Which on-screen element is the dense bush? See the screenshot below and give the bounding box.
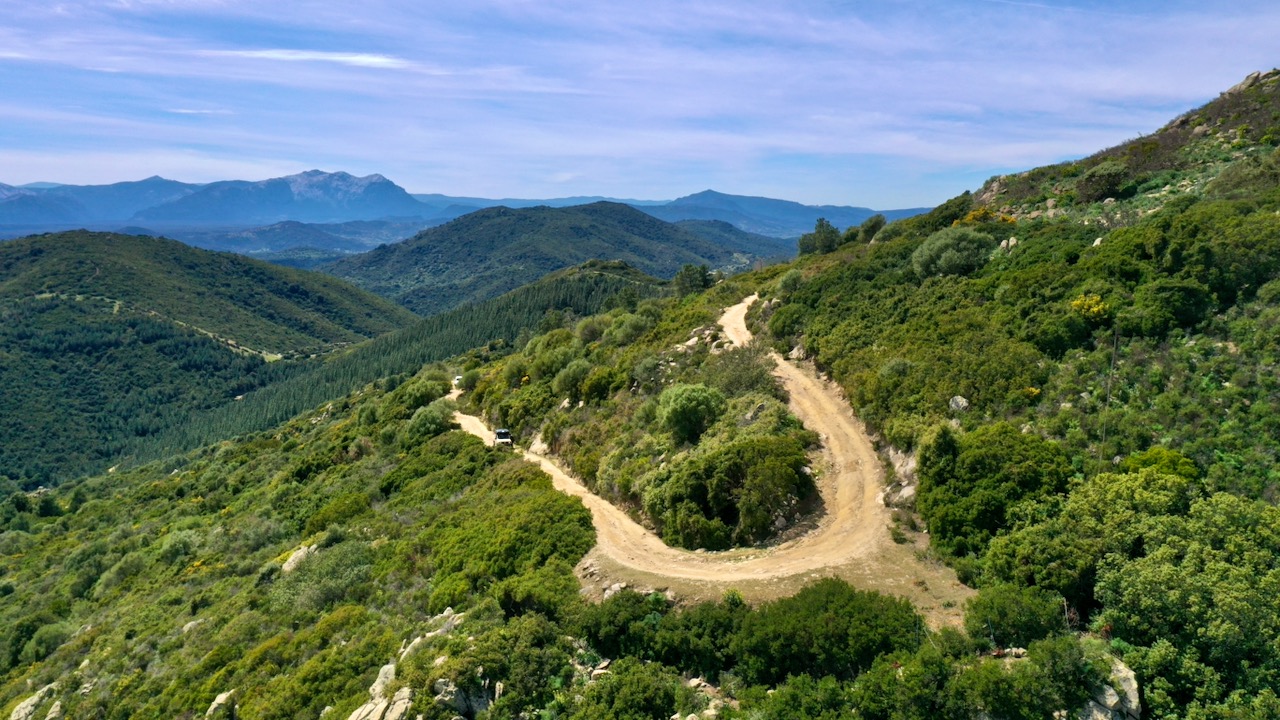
[917,423,1072,558]
[910,226,996,278]
[657,383,727,444]
[399,397,457,449]
[649,433,813,549]
[567,657,686,720]
[731,578,924,686]
[1075,159,1133,202]
[964,584,1067,650]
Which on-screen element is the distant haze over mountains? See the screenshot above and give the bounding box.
[642,190,926,237]
[0,170,928,242]
[0,176,199,225]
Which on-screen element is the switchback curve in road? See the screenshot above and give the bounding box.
[454,295,970,625]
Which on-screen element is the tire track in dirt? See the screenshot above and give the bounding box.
[455,295,971,625]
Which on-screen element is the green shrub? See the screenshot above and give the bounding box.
[700,343,782,399]
[911,227,996,278]
[552,358,593,401]
[568,656,683,720]
[964,584,1067,649]
[739,674,853,720]
[399,398,457,449]
[917,423,1071,558]
[657,384,726,444]
[732,578,923,686]
[767,303,809,342]
[1118,278,1214,337]
[460,369,481,391]
[580,589,668,659]
[269,541,374,614]
[652,592,748,681]
[1076,159,1132,202]
[304,493,371,536]
[19,621,71,664]
[159,529,201,564]
[581,366,623,403]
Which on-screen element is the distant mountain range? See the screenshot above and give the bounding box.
[132,170,426,225]
[0,176,199,225]
[0,170,927,245]
[641,190,927,237]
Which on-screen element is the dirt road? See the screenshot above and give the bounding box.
[455,295,970,625]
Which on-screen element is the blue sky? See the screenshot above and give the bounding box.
[1,1,1277,207]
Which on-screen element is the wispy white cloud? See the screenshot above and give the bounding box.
[165,107,233,115]
[201,48,415,69]
[0,148,305,186]
[970,0,1137,16]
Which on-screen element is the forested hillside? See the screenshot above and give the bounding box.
[326,202,784,315]
[0,231,418,353]
[0,288,1118,720]
[747,77,1280,716]
[0,231,417,485]
[128,261,666,464]
[0,247,663,487]
[4,72,1280,719]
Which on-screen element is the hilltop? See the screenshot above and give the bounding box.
[976,68,1280,226]
[0,231,417,352]
[325,201,790,315]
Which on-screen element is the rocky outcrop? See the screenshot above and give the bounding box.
[8,684,57,720]
[400,607,465,660]
[431,675,492,718]
[345,607,467,720]
[1078,657,1140,719]
[672,325,726,355]
[281,544,317,574]
[1222,70,1267,97]
[346,664,412,720]
[204,689,235,718]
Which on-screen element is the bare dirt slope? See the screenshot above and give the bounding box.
[455,295,971,626]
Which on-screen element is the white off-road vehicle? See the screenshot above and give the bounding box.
[493,428,513,448]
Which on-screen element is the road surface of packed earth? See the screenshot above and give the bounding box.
[455,295,971,626]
